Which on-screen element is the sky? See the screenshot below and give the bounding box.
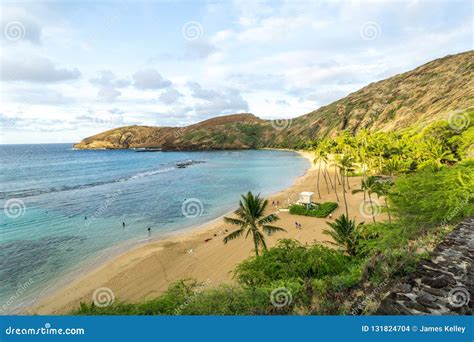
[0,0,472,144]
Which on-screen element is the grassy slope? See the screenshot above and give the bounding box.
[74,51,474,150]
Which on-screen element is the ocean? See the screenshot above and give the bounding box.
[0,144,309,313]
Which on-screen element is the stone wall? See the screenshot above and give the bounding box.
[376,217,473,315]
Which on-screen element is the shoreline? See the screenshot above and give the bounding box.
[32,150,372,314]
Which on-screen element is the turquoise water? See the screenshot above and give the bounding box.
[0,144,309,313]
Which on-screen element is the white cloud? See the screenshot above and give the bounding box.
[133,69,172,90]
[1,7,43,44]
[0,0,471,143]
[2,87,75,105]
[1,55,81,82]
[189,83,249,116]
[90,70,130,102]
[159,88,183,105]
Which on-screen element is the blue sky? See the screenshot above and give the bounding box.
[0,0,472,144]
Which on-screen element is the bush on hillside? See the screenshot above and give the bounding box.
[234,239,349,287]
[289,202,338,218]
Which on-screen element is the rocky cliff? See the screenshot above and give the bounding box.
[376,217,473,315]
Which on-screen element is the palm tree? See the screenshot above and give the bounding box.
[374,180,393,223]
[421,139,454,169]
[223,192,286,256]
[323,214,362,257]
[314,148,325,199]
[334,154,355,217]
[382,156,406,178]
[352,176,380,223]
[318,139,333,194]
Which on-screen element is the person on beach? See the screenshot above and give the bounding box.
[147,227,151,237]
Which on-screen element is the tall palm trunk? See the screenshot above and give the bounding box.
[333,165,340,202]
[316,160,322,199]
[362,160,367,201]
[368,192,376,223]
[325,163,334,190]
[385,198,392,223]
[322,166,330,193]
[336,169,342,185]
[253,235,259,256]
[341,169,349,217]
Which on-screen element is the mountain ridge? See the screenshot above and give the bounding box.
[74,50,474,150]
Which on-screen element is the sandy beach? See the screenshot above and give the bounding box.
[33,151,380,314]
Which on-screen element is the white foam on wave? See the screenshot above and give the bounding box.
[129,167,175,180]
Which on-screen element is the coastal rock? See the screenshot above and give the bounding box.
[376,217,474,315]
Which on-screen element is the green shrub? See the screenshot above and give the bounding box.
[389,160,474,229]
[73,279,202,315]
[234,239,350,287]
[289,202,338,218]
[180,280,305,315]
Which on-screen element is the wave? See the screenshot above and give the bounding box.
[129,167,175,180]
[0,160,204,200]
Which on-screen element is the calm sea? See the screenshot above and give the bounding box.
[0,144,309,313]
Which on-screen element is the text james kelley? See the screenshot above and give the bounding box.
[420,325,465,334]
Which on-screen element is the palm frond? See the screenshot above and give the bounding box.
[223,216,246,226]
[262,225,286,235]
[257,213,279,225]
[223,228,245,244]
